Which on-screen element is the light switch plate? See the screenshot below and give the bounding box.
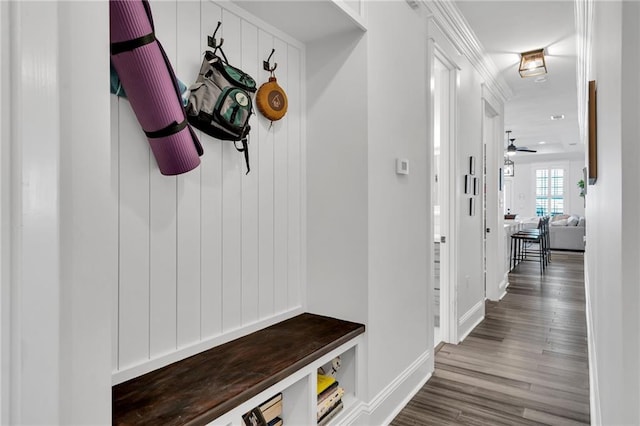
[396,159,409,175]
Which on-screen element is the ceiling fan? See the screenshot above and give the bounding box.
[505,130,536,155]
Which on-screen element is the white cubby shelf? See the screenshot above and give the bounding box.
[113,313,365,426]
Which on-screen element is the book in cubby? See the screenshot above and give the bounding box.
[316,373,344,425]
[243,393,283,426]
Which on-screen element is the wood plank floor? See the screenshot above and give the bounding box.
[391,252,590,426]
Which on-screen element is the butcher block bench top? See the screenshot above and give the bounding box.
[113,313,365,425]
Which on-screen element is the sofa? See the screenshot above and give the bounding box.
[549,214,585,251]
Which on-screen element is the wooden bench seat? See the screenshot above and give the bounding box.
[113,313,365,425]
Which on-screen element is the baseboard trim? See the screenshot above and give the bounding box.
[380,370,432,426]
[341,400,366,425]
[584,258,601,425]
[375,350,431,424]
[459,299,483,325]
[351,349,432,425]
[494,274,508,301]
[458,299,484,342]
[486,275,508,302]
[500,271,510,299]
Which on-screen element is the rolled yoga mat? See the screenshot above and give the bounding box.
[110,0,203,176]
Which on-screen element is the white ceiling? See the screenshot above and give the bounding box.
[455,0,583,163]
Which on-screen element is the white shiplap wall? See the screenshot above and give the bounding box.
[111,0,305,383]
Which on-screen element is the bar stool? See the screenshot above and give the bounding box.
[543,216,551,264]
[521,216,550,266]
[510,217,549,274]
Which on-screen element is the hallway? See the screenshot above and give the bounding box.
[392,252,590,425]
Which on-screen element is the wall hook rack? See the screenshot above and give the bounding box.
[263,48,278,73]
[207,21,224,50]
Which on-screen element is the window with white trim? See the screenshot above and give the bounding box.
[535,168,564,216]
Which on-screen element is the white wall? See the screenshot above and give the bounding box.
[619,4,640,423]
[586,1,640,424]
[58,3,114,421]
[308,4,433,421]
[4,2,112,423]
[8,3,64,422]
[505,158,586,218]
[0,1,10,423]
[365,1,430,416]
[111,1,306,383]
[306,29,368,327]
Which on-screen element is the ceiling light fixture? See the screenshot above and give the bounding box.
[504,157,515,177]
[519,48,547,78]
[539,141,546,145]
[550,114,565,120]
[505,130,537,155]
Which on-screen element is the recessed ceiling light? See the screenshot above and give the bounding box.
[539,141,546,145]
[550,114,565,120]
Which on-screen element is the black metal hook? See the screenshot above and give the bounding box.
[263,48,278,73]
[207,21,224,49]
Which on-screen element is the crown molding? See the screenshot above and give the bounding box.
[421,0,513,103]
[575,0,593,145]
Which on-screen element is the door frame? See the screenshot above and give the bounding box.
[429,39,459,345]
[481,87,505,302]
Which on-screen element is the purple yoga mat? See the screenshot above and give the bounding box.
[110,0,202,176]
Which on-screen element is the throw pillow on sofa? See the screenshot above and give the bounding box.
[567,215,579,226]
[551,219,568,226]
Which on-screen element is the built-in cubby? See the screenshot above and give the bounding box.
[112,314,364,425]
[111,1,369,424]
[214,338,361,425]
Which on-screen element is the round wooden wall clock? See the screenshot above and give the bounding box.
[256,77,288,122]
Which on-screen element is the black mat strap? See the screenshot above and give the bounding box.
[111,32,156,55]
[145,120,188,139]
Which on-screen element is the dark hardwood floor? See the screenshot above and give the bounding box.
[392,251,590,425]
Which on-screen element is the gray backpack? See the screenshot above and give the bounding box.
[187,23,257,173]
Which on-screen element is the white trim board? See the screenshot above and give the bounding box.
[0,2,11,423]
[113,307,303,385]
[349,350,432,425]
[575,0,593,145]
[584,257,601,426]
[498,272,509,300]
[421,0,512,102]
[458,299,484,343]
